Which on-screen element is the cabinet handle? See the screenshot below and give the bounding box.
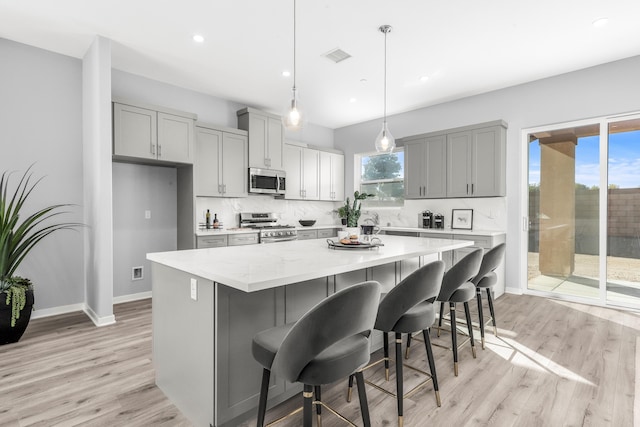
[151,144,155,155]
[223,184,227,194]
[218,184,222,194]
[158,144,162,157]
[466,183,469,194]
[471,183,474,195]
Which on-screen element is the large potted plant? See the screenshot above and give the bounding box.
[0,166,79,345]
[338,191,374,228]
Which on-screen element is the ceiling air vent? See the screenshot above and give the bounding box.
[323,48,352,63]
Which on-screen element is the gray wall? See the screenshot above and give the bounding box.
[335,54,640,294]
[0,38,85,312]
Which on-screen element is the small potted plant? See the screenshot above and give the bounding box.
[0,166,80,345]
[338,191,374,230]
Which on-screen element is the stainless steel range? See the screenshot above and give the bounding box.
[239,212,298,243]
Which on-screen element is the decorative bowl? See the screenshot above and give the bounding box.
[299,220,316,227]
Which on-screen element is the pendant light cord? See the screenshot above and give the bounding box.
[293,0,297,92]
[383,27,387,123]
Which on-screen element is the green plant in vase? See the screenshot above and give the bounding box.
[0,166,80,344]
[339,191,374,227]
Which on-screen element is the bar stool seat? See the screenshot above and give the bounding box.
[472,243,506,349]
[252,281,381,427]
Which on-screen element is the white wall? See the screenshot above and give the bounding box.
[335,54,640,294]
[0,38,85,313]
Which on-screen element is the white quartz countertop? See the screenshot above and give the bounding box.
[147,235,473,293]
[382,226,505,237]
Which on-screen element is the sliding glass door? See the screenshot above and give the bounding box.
[526,114,640,309]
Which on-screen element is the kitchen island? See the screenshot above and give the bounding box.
[147,235,473,427]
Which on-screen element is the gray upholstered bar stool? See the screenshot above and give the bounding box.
[436,248,483,376]
[347,260,445,427]
[252,280,381,427]
[472,243,506,349]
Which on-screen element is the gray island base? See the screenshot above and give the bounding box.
[147,235,472,426]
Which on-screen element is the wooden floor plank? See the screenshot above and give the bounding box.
[0,294,637,426]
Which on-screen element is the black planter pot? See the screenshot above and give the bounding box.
[0,288,34,345]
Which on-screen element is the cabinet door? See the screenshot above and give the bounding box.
[447,130,472,197]
[113,103,157,160]
[157,112,194,164]
[284,144,303,199]
[331,153,344,201]
[297,229,318,240]
[424,135,447,198]
[221,132,248,197]
[196,235,228,248]
[247,113,268,168]
[472,126,505,197]
[195,127,223,197]
[267,117,284,170]
[404,141,425,198]
[302,148,319,200]
[319,151,332,200]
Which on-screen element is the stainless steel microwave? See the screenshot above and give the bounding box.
[248,167,286,196]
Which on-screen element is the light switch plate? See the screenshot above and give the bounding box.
[190,278,197,301]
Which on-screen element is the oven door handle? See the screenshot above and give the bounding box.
[261,236,298,243]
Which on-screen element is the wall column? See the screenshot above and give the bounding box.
[538,135,577,277]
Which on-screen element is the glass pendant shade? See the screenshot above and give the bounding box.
[283,87,304,130]
[375,121,395,153]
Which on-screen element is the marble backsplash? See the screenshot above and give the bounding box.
[195,195,506,231]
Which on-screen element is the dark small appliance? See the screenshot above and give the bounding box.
[420,210,433,228]
[433,213,444,229]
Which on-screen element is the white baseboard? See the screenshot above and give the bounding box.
[113,291,152,304]
[31,303,86,320]
[505,286,523,295]
[83,305,116,327]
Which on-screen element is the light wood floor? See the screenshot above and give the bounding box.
[1,294,639,426]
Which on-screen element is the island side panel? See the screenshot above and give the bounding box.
[152,263,214,427]
[216,284,286,425]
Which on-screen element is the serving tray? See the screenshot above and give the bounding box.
[326,239,383,250]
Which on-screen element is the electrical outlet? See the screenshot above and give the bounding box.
[132,266,143,281]
[190,278,197,301]
[145,210,151,219]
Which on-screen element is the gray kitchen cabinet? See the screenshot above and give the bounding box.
[197,235,228,248]
[297,229,318,240]
[400,120,507,199]
[283,143,319,200]
[195,123,248,198]
[317,228,337,239]
[113,100,195,164]
[237,107,283,170]
[447,124,506,197]
[404,135,447,199]
[319,151,344,201]
[228,233,259,246]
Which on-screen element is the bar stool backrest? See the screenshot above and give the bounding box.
[375,260,445,331]
[472,243,506,285]
[272,281,381,383]
[438,248,483,301]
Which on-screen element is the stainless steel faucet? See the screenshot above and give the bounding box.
[362,211,379,225]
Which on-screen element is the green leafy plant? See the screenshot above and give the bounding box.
[0,166,80,327]
[338,191,374,227]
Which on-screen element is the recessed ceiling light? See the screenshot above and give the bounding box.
[193,34,204,43]
[282,70,291,77]
[360,78,368,84]
[592,17,609,28]
[420,75,429,83]
[349,98,357,103]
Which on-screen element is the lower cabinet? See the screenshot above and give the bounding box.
[317,228,337,239]
[297,229,318,240]
[228,234,259,246]
[196,235,228,248]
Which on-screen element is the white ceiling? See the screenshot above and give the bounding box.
[2,1,640,129]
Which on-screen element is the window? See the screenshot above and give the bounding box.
[356,149,404,207]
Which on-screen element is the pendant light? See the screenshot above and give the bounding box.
[374,25,395,153]
[283,0,304,131]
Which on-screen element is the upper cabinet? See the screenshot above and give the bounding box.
[113,99,196,165]
[237,107,284,171]
[447,125,506,197]
[404,135,447,199]
[284,143,319,200]
[319,151,344,201]
[401,120,507,199]
[195,123,248,198]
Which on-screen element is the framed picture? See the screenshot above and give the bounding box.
[451,209,473,230]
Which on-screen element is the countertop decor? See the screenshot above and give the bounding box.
[337,191,374,227]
